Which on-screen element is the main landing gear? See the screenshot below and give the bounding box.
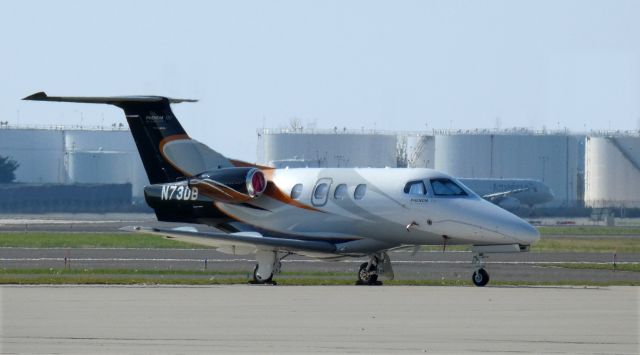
[250,250,286,285]
[471,252,490,287]
[356,252,393,286]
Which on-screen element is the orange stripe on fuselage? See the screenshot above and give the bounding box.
[229,160,319,212]
[263,182,324,213]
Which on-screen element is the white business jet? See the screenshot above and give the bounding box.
[24,92,539,286]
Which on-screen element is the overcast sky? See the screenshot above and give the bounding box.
[1,0,639,161]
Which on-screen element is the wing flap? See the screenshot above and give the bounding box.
[122,226,338,254]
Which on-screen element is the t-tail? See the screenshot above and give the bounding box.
[23,92,233,184]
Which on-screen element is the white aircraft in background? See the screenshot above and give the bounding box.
[25,92,540,286]
[459,178,555,210]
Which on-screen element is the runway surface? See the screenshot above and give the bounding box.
[1,247,639,283]
[1,285,637,354]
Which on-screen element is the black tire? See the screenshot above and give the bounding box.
[357,262,379,285]
[472,268,490,287]
[252,264,273,283]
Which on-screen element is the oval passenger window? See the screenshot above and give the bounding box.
[290,184,303,200]
[354,184,367,200]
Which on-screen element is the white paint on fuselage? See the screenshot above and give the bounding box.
[217,168,540,248]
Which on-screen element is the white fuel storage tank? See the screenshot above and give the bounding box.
[0,128,65,183]
[64,130,148,198]
[67,151,132,185]
[434,131,581,207]
[584,135,640,208]
[259,130,398,168]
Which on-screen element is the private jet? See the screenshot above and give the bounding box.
[24,92,540,286]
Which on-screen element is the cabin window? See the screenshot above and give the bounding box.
[354,184,367,200]
[430,178,467,196]
[334,184,348,200]
[312,178,332,206]
[290,184,303,200]
[404,180,426,195]
[314,183,329,199]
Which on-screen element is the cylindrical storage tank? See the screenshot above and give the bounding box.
[67,151,132,184]
[434,134,493,177]
[0,129,65,183]
[64,130,135,152]
[64,129,149,199]
[434,132,580,207]
[260,132,397,168]
[584,136,640,208]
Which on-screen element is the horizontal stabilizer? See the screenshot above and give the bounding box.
[23,91,197,104]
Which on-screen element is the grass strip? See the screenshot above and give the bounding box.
[421,237,640,253]
[0,232,211,249]
[0,275,638,287]
[538,263,640,273]
[0,268,352,277]
[1,232,640,253]
[538,226,640,236]
[531,238,640,253]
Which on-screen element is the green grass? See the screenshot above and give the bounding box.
[538,226,640,236]
[539,263,640,272]
[0,232,211,249]
[532,238,640,253]
[0,267,638,286]
[0,268,352,277]
[420,237,640,253]
[1,231,640,253]
[0,274,637,286]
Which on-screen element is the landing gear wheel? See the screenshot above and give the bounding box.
[472,268,490,287]
[356,262,380,285]
[250,264,276,285]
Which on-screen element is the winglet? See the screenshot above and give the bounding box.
[23,91,48,101]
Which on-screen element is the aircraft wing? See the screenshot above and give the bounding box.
[482,187,528,201]
[122,226,338,255]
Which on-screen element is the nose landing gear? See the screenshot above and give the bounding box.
[471,252,490,287]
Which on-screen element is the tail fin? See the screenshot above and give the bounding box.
[23,92,232,184]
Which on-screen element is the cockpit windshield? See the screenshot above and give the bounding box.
[430,178,468,197]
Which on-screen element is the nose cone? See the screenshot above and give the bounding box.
[484,202,540,244]
[511,218,540,244]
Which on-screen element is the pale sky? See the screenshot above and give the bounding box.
[1,0,639,161]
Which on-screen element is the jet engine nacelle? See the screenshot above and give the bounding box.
[188,167,268,203]
[498,196,521,211]
[144,167,268,222]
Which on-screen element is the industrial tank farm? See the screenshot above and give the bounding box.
[63,130,148,198]
[585,134,640,208]
[0,127,149,199]
[259,129,398,168]
[0,128,66,183]
[434,131,581,207]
